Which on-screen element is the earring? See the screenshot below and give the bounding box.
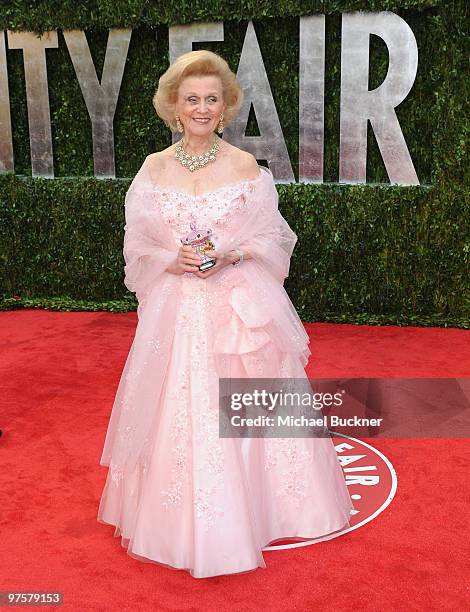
[175,114,184,133]
[217,113,224,134]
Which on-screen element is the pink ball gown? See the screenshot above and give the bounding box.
[97,156,354,578]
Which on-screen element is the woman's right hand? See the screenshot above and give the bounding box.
[166,245,202,275]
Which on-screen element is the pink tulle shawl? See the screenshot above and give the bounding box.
[100,157,311,479]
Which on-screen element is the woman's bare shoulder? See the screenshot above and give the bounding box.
[222,142,260,179]
[244,154,261,180]
[147,142,178,160]
[145,145,177,181]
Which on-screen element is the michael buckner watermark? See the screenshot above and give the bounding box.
[218,378,470,438]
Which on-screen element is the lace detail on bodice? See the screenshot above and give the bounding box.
[153,172,264,236]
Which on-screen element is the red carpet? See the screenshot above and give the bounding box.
[0,309,468,611]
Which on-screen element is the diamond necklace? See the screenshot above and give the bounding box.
[175,135,219,172]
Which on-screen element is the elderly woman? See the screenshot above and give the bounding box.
[97,50,354,578]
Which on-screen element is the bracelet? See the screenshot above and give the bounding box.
[231,249,244,266]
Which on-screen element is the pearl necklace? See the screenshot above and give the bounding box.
[175,136,219,172]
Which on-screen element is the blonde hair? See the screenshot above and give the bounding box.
[153,50,243,132]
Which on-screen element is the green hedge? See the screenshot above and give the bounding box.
[0,0,468,325]
[0,1,451,32]
[1,173,468,325]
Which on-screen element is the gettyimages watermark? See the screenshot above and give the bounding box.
[218,378,470,438]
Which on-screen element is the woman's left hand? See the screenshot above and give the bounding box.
[191,249,236,279]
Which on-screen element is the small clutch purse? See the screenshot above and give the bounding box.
[180,221,216,272]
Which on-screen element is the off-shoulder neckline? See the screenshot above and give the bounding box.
[148,165,271,199]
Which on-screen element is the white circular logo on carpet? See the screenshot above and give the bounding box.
[263,433,397,551]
